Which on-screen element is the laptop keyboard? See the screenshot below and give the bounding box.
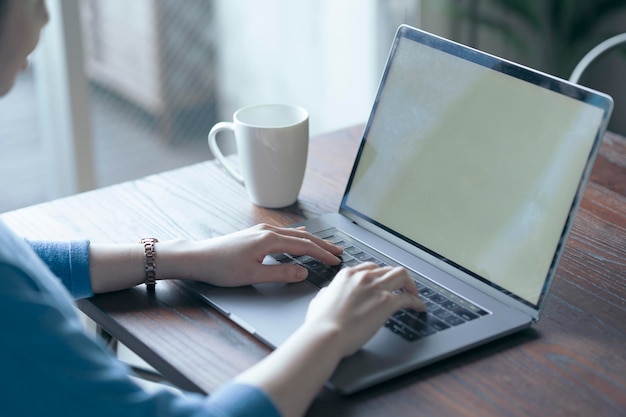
[269,228,489,342]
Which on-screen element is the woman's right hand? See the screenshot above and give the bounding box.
[303,262,427,358]
[235,262,426,417]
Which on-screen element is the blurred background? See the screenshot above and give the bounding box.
[1,0,625,213]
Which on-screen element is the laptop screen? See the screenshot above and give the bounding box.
[341,26,612,308]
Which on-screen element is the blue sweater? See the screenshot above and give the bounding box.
[0,220,281,417]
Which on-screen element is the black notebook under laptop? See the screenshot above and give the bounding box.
[185,25,613,394]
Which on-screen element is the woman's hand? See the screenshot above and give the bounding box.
[159,223,343,287]
[303,262,426,357]
[235,262,426,417]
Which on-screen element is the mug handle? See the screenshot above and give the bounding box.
[208,122,244,184]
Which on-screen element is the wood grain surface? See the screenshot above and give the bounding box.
[2,126,624,416]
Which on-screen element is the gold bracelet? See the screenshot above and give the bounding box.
[139,238,159,290]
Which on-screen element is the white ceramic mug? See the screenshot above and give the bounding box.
[208,104,309,208]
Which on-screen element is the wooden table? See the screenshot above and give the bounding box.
[3,126,625,416]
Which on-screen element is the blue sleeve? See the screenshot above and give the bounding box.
[0,262,282,417]
[27,239,93,299]
[203,383,282,417]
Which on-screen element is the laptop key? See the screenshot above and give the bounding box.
[423,300,437,311]
[432,308,453,320]
[353,251,373,261]
[405,308,428,319]
[420,287,436,297]
[455,308,479,321]
[443,315,465,326]
[429,294,449,305]
[325,236,343,244]
[415,326,437,338]
[303,264,342,288]
[465,303,489,316]
[428,317,451,331]
[343,259,361,267]
[432,309,467,326]
[339,253,354,262]
[394,311,425,328]
[441,300,460,311]
[314,229,335,240]
[317,265,341,278]
[333,240,352,248]
[393,311,435,338]
[385,320,420,342]
[301,259,325,270]
[344,246,362,255]
[306,271,329,288]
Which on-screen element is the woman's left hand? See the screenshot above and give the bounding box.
[158,223,343,287]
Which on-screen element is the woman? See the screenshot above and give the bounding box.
[0,1,425,416]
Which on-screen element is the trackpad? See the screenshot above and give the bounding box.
[190,281,318,348]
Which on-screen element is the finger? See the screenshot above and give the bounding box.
[273,226,343,255]
[267,234,342,266]
[392,291,427,313]
[252,264,309,284]
[372,268,426,313]
[331,262,380,283]
[376,267,420,296]
[345,261,380,272]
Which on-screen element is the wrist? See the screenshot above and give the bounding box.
[139,238,158,289]
[294,320,346,363]
[236,319,346,417]
[150,238,198,281]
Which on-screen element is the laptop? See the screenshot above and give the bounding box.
[185,25,613,394]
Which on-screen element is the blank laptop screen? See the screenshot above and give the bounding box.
[342,30,608,306]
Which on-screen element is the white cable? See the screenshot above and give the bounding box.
[569,33,626,84]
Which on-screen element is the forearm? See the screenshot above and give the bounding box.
[89,224,343,294]
[235,323,344,417]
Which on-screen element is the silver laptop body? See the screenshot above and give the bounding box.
[185,25,613,394]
